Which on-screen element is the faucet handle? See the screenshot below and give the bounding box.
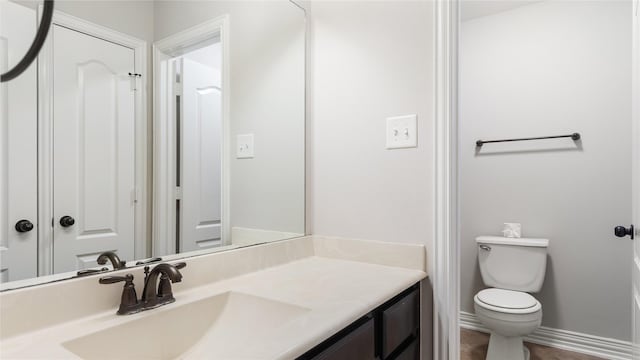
[173,262,186,270]
[99,274,134,284]
[99,274,141,315]
[77,267,109,277]
[135,257,162,266]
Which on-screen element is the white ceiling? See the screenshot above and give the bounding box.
[461,0,543,21]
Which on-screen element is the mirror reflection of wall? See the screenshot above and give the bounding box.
[0,0,305,289]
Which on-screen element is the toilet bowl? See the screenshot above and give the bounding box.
[474,236,549,360]
[474,288,542,360]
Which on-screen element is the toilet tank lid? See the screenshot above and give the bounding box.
[476,236,549,248]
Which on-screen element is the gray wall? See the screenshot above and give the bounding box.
[154,1,306,236]
[307,0,435,274]
[306,2,435,358]
[460,1,632,340]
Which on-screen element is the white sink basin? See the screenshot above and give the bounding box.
[62,292,310,359]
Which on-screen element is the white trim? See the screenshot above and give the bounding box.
[434,0,460,359]
[151,48,174,256]
[152,15,231,256]
[460,311,632,360]
[37,9,149,274]
[37,11,54,275]
[631,1,640,357]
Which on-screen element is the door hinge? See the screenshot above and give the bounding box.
[174,187,182,200]
[174,62,182,95]
[174,76,182,96]
[128,72,142,91]
[131,188,139,204]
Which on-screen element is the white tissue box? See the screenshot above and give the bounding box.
[502,223,521,238]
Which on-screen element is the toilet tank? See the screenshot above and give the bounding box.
[476,236,549,293]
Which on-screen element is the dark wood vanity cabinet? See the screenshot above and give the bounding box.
[380,285,420,359]
[298,284,420,360]
[310,317,376,360]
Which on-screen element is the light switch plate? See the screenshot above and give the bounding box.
[386,114,417,149]
[237,134,254,159]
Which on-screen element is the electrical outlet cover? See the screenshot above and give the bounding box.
[386,114,417,149]
[237,134,254,159]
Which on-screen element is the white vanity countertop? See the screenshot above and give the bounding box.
[0,237,427,359]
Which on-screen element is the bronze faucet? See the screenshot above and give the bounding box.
[97,251,127,270]
[99,262,186,315]
[76,267,109,277]
[99,274,141,315]
[141,262,186,309]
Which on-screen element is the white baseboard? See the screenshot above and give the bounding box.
[460,311,632,360]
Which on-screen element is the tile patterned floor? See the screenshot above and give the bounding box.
[460,328,605,360]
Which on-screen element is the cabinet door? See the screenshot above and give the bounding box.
[381,288,419,358]
[52,25,136,273]
[391,338,419,360]
[313,318,376,360]
[0,1,38,283]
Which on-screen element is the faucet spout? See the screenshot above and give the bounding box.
[141,263,186,308]
[97,251,126,270]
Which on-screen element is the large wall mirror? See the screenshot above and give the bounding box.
[0,0,306,290]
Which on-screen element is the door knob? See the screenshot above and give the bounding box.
[60,216,75,227]
[614,225,634,239]
[15,219,34,233]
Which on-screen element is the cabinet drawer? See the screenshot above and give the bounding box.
[391,338,419,360]
[313,317,375,360]
[381,288,419,358]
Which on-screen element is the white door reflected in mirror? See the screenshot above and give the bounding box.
[52,24,136,273]
[0,1,38,282]
[0,0,306,290]
[178,46,223,253]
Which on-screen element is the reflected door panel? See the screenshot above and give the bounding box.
[0,2,38,282]
[52,25,136,272]
[180,57,222,253]
[632,0,640,354]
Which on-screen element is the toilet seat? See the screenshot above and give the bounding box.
[474,288,541,314]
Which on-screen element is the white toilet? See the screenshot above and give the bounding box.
[474,236,549,360]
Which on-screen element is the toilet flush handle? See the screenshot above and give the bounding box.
[479,244,492,251]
